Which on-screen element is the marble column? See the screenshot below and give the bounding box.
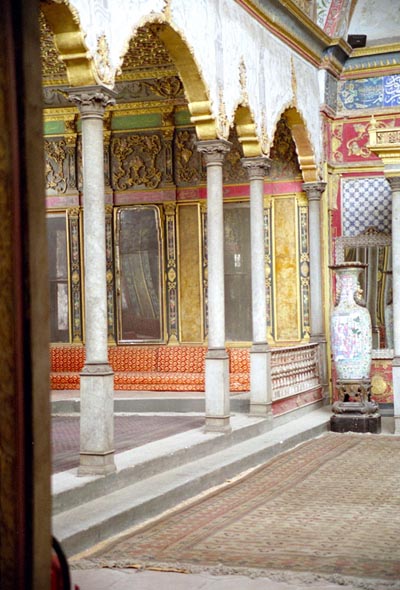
[302,181,328,401]
[242,157,273,417]
[387,176,400,433]
[68,87,116,475]
[197,139,231,432]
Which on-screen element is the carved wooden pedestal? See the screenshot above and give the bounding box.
[330,379,381,433]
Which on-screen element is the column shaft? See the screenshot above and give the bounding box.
[68,87,116,475]
[197,140,231,432]
[302,181,328,402]
[242,157,273,417]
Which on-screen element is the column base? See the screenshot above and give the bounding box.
[79,363,115,476]
[205,349,230,432]
[394,415,400,434]
[249,402,273,420]
[250,344,272,417]
[204,415,232,433]
[78,450,116,476]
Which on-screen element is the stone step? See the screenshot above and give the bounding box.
[52,411,271,515]
[53,407,331,558]
[51,394,250,415]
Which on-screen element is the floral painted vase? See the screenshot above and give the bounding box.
[330,262,372,380]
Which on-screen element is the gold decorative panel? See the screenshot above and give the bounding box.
[119,25,176,73]
[273,196,300,342]
[111,133,163,190]
[178,204,203,343]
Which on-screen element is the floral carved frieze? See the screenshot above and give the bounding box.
[111,133,163,190]
[116,76,184,103]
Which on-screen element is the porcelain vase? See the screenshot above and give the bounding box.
[330,262,372,380]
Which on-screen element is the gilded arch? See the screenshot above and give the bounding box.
[151,23,217,140]
[40,0,97,87]
[281,107,318,182]
[234,105,262,158]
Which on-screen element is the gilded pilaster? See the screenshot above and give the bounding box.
[200,200,208,339]
[163,201,179,343]
[64,115,78,191]
[263,205,273,340]
[67,207,83,343]
[299,204,310,339]
[162,115,175,186]
[105,204,116,343]
[103,111,112,189]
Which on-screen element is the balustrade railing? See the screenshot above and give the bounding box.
[271,343,321,400]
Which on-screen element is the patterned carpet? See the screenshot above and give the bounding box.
[79,433,400,586]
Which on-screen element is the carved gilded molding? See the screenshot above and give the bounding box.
[368,116,400,169]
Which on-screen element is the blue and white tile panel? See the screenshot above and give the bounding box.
[342,176,392,236]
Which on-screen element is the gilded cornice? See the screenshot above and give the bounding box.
[117,68,178,82]
[237,0,331,67]
[341,53,400,79]
[352,43,400,58]
[44,108,78,125]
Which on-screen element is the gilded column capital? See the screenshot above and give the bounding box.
[67,206,81,218]
[66,85,116,120]
[302,181,327,202]
[196,139,232,166]
[387,175,400,192]
[241,156,271,180]
[163,201,176,216]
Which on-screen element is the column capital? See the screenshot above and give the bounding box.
[302,181,327,201]
[241,156,271,180]
[386,175,400,192]
[196,139,231,165]
[66,85,116,119]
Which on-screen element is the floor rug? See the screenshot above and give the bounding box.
[79,433,400,584]
[52,415,204,473]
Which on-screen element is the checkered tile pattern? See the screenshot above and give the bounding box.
[342,177,391,236]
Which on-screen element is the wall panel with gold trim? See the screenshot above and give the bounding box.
[177,203,204,343]
[269,193,309,343]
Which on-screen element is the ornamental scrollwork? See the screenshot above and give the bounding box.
[44,139,68,193]
[111,134,163,190]
[143,76,183,99]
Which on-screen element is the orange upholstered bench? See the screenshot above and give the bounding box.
[50,345,250,392]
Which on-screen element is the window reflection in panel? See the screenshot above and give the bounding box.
[224,202,252,341]
[117,206,163,343]
[47,214,69,342]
